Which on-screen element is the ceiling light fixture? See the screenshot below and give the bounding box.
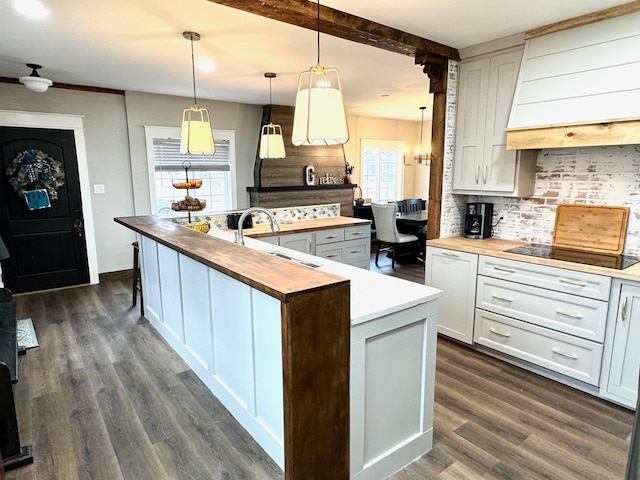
[415,106,430,164]
[19,63,52,93]
[291,0,349,146]
[180,31,215,155]
[259,72,286,159]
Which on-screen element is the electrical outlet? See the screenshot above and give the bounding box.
[499,209,507,220]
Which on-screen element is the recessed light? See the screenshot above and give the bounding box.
[13,0,49,20]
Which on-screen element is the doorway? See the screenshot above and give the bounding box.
[0,111,98,293]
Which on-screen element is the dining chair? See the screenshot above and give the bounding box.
[371,203,419,269]
[388,200,407,214]
[406,198,425,212]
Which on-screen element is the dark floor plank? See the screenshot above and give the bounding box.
[5,257,634,480]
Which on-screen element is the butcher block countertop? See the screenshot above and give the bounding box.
[427,236,640,281]
[115,215,348,301]
[226,216,371,238]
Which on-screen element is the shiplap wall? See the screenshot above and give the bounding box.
[508,11,640,129]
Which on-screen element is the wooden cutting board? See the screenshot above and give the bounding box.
[552,204,629,254]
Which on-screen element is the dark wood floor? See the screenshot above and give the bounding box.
[5,255,634,479]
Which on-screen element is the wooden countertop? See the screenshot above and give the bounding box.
[115,216,349,302]
[227,216,371,238]
[427,236,640,281]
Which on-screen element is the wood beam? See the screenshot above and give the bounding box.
[525,0,640,39]
[206,0,460,61]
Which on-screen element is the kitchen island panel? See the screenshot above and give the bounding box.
[210,269,256,410]
[158,244,184,342]
[181,255,213,369]
[140,235,162,326]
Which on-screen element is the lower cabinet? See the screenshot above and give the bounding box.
[600,280,640,408]
[278,231,314,255]
[425,247,478,344]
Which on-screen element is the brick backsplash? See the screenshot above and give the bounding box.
[466,145,640,255]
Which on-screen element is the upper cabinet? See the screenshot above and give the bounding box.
[452,48,537,196]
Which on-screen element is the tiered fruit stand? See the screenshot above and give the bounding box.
[171,161,210,233]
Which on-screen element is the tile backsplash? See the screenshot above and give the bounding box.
[469,145,640,255]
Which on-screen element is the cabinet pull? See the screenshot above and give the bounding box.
[489,327,511,338]
[324,254,339,258]
[442,252,459,258]
[351,231,364,236]
[491,294,513,302]
[556,309,583,319]
[483,164,488,184]
[552,348,579,360]
[324,235,338,239]
[475,164,480,183]
[493,265,516,274]
[350,249,362,254]
[559,278,587,287]
[307,238,312,252]
[622,297,628,321]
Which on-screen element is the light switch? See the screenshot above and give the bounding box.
[93,184,105,194]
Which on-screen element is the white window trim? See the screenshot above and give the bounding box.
[143,126,238,214]
[360,139,405,202]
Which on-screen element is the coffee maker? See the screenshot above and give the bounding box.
[464,202,493,239]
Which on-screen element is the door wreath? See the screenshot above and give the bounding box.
[6,149,65,200]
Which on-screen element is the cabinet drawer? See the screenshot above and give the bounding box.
[477,276,607,342]
[315,228,345,245]
[342,239,369,264]
[344,225,370,241]
[474,310,603,386]
[315,244,343,262]
[479,256,611,300]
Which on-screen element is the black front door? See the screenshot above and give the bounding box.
[0,126,89,293]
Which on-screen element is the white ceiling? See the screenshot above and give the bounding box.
[0,0,631,121]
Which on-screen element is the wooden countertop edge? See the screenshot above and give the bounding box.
[115,216,350,302]
[427,237,640,281]
[231,217,372,238]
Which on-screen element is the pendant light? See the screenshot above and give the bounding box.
[19,64,52,93]
[414,106,430,164]
[180,31,215,155]
[291,0,349,146]
[259,73,286,159]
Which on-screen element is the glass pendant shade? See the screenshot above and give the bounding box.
[180,106,215,155]
[292,65,349,146]
[260,123,286,159]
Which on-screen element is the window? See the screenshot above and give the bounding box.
[360,139,404,202]
[144,126,237,215]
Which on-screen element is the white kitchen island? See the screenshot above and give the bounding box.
[115,216,442,480]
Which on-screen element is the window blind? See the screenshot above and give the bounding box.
[153,138,230,172]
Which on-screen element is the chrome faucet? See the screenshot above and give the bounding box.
[235,207,280,245]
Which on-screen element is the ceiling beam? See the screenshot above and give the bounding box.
[206,0,460,61]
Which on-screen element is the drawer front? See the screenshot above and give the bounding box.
[342,239,370,264]
[315,243,343,262]
[344,225,370,241]
[474,310,603,385]
[479,256,611,301]
[315,228,345,245]
[477,276,608,342]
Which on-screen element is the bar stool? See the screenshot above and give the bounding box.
[132,241,144,316]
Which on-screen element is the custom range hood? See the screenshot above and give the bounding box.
[506,6,640,150]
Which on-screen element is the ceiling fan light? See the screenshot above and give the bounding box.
[260,123,286,159]
[292,66,349,146]
[180,106,215,155]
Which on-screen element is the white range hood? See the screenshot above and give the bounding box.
[505,9,640,150]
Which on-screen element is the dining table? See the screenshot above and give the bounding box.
[395,210,428,229]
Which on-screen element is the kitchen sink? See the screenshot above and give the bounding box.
[264,251,321,268]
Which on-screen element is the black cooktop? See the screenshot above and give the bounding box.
[504,243,640,270]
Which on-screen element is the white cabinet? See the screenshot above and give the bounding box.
[425,247,478,344]
[452,48,537,196]
[259,226,371,269]
[600,280,640,408]
[475,255,610,386]
[277,231,314,254]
